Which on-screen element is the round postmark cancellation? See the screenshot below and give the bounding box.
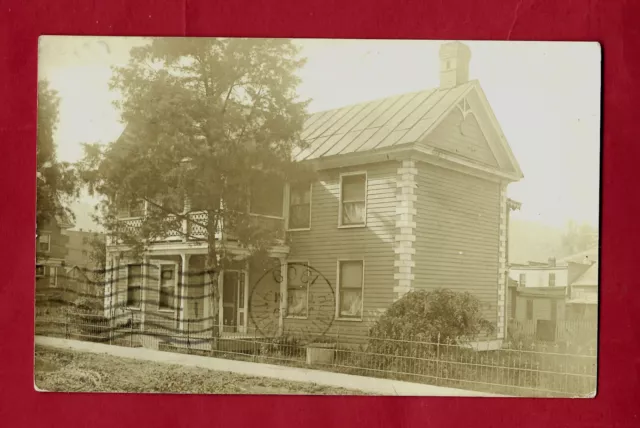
[249,261,336,342]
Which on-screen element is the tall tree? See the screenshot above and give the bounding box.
[36,80,78,239]
[78,38,312,336]
[560,220,598,257]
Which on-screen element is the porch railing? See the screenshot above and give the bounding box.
[114,211,285,244]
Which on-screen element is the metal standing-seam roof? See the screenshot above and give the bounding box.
[293,81,475,162]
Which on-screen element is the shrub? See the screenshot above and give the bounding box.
[366,289,494,375]
[369,289,494,344]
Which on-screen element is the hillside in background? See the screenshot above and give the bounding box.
[508,218,564,264]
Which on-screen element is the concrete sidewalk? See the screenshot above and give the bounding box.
[35,336,505,397]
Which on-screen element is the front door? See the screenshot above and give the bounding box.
[222,271,246,333]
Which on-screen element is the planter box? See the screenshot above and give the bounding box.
[306,343,336,365]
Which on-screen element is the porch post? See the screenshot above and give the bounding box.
[141,255,148,329]
[278,257,287,336]
[104,253,112,318]
[180,253,190,331]
[217,271,224,329]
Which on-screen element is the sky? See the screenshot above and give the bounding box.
[38,37,601,232]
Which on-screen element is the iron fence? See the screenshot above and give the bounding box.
[35,311,597,397]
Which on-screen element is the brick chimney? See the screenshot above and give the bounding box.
[439,41,472,89]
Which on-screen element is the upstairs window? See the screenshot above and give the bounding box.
[526,299,534,321]
[288,183,312,230]
[117,198,145,218]
[549,272,556,287]
[38,234,51,253]
[519,273,526,287]
[339,173,367,227]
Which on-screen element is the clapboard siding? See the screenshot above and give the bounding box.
[285,161,399,337]
[414,162,500,328]
[422,107,499,167]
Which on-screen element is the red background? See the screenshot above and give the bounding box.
[1,0,638,426]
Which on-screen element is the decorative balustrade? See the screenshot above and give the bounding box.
[112,211,286,246]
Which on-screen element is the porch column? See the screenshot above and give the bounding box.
[104,253,112,318]
[141,255,148,329]
[278,258,287,336]
[179,253,190,331]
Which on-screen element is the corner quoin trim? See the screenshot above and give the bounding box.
[394,159,418,300]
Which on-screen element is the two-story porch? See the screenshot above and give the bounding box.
[104,198,294,350]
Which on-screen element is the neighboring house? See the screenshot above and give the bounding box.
[63,229,106,302]
[508,257,592,322]
[105,41,524,348]
[36,215,73,302]
[566,261,598,320]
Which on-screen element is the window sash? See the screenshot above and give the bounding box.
[549,273,556,287]
[289,204,310,229]
[287,262,309,317]
[340,174,366,226]
[519,273,526,286]
[38,234,51,252]
[159,265,175,310]
[341,201,365,225]
[338,261,363,318]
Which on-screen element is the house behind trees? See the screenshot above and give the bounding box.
[104,41,524,348]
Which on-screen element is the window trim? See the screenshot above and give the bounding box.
[157,262,179,313]
[117,198,147,220]
[35,264,45,278]
[286,183,313,231]
[49,266,58,288]
[338,171,367,228]
[38,233,51,253]
[519,273,526,287]
[285,260,310,319]
[126,264,143,310]
[335,259,365,321]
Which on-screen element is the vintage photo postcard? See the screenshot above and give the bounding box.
[35,37,601,397]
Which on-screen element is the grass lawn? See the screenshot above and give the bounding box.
[34,346,366,395]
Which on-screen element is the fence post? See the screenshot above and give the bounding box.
[129,311,134,347]
[187,318,191,354]
[435,332,441,386]
[64,311,69,339]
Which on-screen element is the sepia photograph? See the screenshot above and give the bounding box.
[35,36,601,397]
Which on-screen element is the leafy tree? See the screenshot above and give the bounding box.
[36,80,78,238]
[560,220,598,257]
[78,38,312,338]
[88,233,107,285]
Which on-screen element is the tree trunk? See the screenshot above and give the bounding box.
[206,209,220,351]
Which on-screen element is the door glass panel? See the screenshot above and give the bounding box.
[238,273,245,309]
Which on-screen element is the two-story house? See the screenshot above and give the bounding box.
[104,41,524,349]
[508,257,593,322]
[36,215,73,306]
